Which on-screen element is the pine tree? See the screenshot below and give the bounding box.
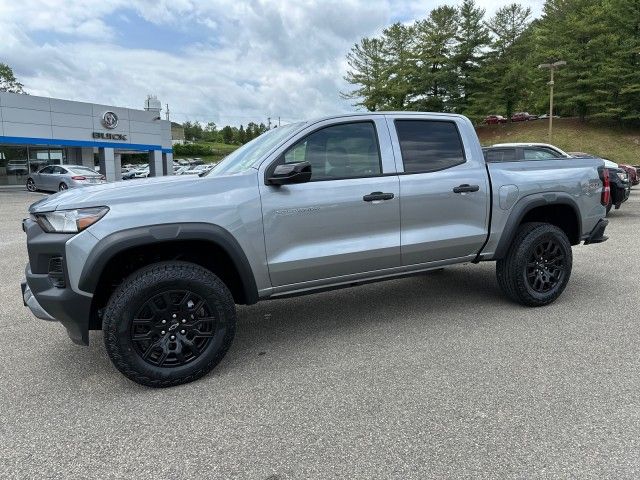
[342,37,387,110]
[453,0,490,113]
[380,23,416,109]
[411,6,459,111]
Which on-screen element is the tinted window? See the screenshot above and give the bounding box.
[283,122,381,180]
[484,148,517,162]
[52,166,66,174]
[523,147,564,160]
[39,166,54,174]
[395,120,465,173]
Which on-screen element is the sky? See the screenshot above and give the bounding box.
[0,0,544,127]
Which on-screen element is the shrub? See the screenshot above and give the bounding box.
[173,143,216,156]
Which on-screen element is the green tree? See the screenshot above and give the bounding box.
[452,0,490,113]
[342,37,387,110]
[183,121,204,141]
[221,125,234,144]
[0,63,26,94]
[470,3,533,120]
[236,125,246,144]
[380,23,416,109]
[411,6,459,110]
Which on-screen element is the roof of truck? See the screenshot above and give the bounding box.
[302,111,468,125]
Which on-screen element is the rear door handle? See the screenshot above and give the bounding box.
[453,184,480,193]
[363,191,394,202]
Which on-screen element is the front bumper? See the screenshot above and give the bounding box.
[21,280,55,321]
[22,217,93,345]
[23,264,92,345]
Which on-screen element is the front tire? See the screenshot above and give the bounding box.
[26,178,36,192]
[496,223,572,307]
[102,261,237,387]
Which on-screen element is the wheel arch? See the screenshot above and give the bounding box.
[80,223,259,328]
[494,194,582,259]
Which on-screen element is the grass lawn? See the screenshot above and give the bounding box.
[476,118,640,165]
[174,142,240,164]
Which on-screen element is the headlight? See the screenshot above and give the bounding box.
[617,172,627,181]
[35,207,109,233]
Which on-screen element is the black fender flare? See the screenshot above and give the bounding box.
[78,223,259,304]
[493,193,582,259]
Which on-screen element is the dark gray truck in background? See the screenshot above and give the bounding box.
[21,112,609,387]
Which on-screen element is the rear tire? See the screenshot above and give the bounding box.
[102,261,237,387]
[58,182,68,191]
[606,197,613,215]
[496,223,572,307]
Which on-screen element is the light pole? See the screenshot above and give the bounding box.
[538,60,566,141]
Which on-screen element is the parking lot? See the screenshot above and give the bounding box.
[1,189,639,479]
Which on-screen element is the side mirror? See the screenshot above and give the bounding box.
[267,161,312,186]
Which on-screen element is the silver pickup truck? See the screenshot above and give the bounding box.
[21,112,609,387]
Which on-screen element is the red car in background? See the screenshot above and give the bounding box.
[619,164,638,185]
[484,115,507,124]
[511,112,538,122]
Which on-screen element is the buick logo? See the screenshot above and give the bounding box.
[102,111,119,129]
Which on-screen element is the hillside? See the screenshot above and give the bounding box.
[476,118,640,165]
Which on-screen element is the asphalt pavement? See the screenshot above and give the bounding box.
[1,189,639,479]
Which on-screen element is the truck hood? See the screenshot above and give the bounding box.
[29,175,205,213]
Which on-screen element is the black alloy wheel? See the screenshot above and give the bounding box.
[496,222,572,307]
[102,261,237,387]
[131,290,217,368]
[525,239,566,294]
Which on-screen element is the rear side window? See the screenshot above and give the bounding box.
[484,148,517,162]
[523,147,564,160]
[395,120,465,173]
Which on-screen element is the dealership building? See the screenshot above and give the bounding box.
[0,91,173,187]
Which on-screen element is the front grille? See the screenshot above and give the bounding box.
[48,256,65,288]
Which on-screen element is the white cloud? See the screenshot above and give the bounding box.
[0,0,544,126]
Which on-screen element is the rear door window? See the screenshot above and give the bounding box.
[484,148,517,162]
[394,120,465,173]
[523,147,564,160]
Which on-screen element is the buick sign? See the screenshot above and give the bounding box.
[102,111,119,129]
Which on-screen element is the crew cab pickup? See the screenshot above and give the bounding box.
[21,112,609,387]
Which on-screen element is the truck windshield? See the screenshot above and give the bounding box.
[207,122,304,176]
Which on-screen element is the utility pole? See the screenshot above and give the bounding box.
[165,104,170,121]
[278,116,281,127]
[538,60,566,141]
[267,117,271,129]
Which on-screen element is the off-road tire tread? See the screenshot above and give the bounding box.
[102,261,236,388]
[496,222,572,307]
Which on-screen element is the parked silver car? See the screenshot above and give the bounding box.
[26,165,105,192]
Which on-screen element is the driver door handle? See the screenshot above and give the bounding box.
[453,184,479,193]
[363,191,394,202]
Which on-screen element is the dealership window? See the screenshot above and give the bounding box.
[28,147,66,173]
[0,146,69,186]
[395,120,466,173]
[0,146,28,186]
